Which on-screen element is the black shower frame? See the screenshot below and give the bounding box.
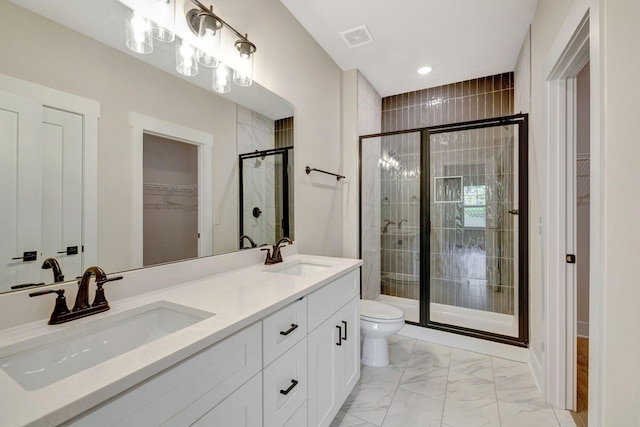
[358,114,529,347]
[238,147,293,248]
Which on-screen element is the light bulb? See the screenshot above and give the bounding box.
[176,40,198,76]
[212,64,231,93]
[126,12,153,54]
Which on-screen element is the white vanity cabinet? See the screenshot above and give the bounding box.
[65,323,262,427]
[61,267,360,427]
[307,270,360,427]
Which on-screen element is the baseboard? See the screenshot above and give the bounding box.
[528,347,544,393]
[577,321,589,338]
[397,323,529,362]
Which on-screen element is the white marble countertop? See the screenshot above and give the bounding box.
[0,254,361,427]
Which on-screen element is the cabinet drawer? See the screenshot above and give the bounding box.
[263,337,307,427]
[263,297,307,367]
[307,270,359,331]
[283,401,307,427]
[67,323,262,427]
[191,373,262,427]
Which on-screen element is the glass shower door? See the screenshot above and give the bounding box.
[424,116,528,342]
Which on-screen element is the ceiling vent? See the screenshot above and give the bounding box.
[340,25,374,48]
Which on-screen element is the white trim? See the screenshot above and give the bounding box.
[397,323,529,363]
[543,1,603,422]
[130,113,213,269]
[0,74,100,270]
[529,347,544,394]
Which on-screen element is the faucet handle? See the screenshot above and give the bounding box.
[29,288,71,322]
[261,247,274,265]
[92,275,123,308]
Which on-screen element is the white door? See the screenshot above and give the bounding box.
[307,318,338,427]
[0,91,42,290]
[41,107,84,283]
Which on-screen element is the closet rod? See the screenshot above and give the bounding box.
[305,166,345,181]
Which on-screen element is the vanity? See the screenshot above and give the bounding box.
[0,252,361,427]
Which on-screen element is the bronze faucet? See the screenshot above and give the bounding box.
[29,266,122,325]
[42,258,64,283]
[262,237,293,264]
[239,234,257,249]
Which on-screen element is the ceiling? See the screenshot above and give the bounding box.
[280,0,539,97]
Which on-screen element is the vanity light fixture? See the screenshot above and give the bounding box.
[187,0,257,88]
[194,7,222,68]
[124,0,257,93]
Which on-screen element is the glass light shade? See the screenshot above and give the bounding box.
[125,12,153,54]
[212,64,231,93]
[233,54,253,87]
[176,40,198,77]
[196,13,221,68]
[149,0,175,42]
[233,41,255,87]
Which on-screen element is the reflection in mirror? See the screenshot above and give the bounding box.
[0,0,294,293]
[238,110,295,249]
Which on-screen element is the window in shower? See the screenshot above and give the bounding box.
[359,114,528,346]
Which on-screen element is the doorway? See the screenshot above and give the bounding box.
[130,113,213,269]
[142,134,199,266]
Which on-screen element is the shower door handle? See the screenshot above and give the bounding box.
[508,209,519,215]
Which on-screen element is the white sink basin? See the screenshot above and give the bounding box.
[0,301,214,391]
[268,260,334,276]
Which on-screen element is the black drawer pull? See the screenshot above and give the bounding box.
[341,321,348,341]
[336,325,342,346]
[279,323,299,336]
[280,379,299,395]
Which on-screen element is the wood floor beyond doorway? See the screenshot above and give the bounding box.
[571,336,589,426]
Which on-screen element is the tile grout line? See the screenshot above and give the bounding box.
[378,338,416,426]
[490,356,502,425]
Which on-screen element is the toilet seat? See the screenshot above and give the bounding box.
[360,300,404,323]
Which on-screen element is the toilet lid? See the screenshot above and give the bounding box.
[360,300,404,321]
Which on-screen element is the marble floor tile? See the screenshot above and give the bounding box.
[342,366,404,426]
[381,388,444,427]
[387,335,416,369]
[330,411,379,427]
[498,401,561,426]
[334,334,566,427]
[450,348,494,381]
[492,356,538,391]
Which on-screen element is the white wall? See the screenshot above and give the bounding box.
[528,0,640,423]
[599,0,640,423]
[526,0,577,390]
[216,0,345,257]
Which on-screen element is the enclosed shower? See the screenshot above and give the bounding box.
[360,114,528,345]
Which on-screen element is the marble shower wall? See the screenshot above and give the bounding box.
[358,71,383,301]
[237,105,276,247]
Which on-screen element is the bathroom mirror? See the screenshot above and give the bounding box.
[0,0,294,293]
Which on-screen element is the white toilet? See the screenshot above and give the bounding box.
[359,300,405,367]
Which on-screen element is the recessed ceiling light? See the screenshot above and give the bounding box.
[417,66,432,75]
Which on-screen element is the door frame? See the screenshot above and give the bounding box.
[543,1,603,421]
[130,113,213,268]
[0,73,100,270]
